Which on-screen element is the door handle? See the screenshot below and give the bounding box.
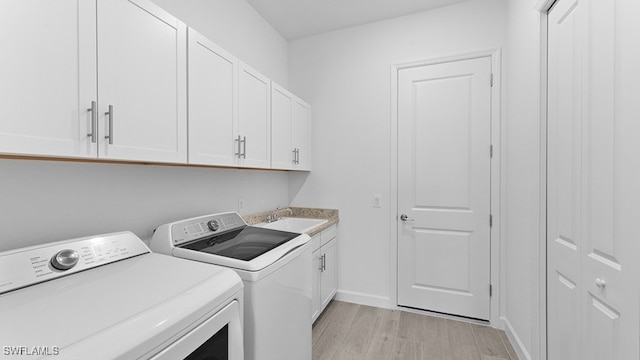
[104,105,114,145]
[87,101,97,143]
[235,135,242,158]
[400,214,415,222]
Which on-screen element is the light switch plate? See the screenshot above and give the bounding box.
[373,194,382,208]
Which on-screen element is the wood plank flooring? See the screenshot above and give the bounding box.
[312,301,518,360]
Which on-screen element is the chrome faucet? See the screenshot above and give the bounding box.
[266,207,293,223]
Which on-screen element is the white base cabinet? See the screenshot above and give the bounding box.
[312,225,338,323]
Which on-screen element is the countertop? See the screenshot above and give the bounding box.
[243,207,339,236]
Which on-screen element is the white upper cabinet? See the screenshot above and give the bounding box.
[292,98,312,171]
[0,0,187,163]
[187,28,238,166]
[97,0,187,163]
[0,1,310,171]
[271,82,312,171]
[0,0,97,158]
[271,83,295,170]
[238,63,271,168]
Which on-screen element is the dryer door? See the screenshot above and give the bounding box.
[150,300,243,360]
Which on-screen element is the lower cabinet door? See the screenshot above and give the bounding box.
[312,248,322,322]
[320,239,337,310]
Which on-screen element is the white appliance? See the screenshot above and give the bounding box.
[150,212,312,360]
[0,231,243,360]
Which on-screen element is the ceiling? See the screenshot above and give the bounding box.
[246,0,473,40]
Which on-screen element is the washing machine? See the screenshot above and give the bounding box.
[150,212,312,360]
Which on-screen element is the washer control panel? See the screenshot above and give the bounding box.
[0,232,149,295]
[170,212,245,245]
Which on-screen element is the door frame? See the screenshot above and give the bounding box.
[535,1,557,360]
[390,48,502,326]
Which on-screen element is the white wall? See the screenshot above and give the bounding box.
[502,1,542,359]
[150,0,289,86]
[0,0,291,252]
[288,0,507,307]
[0,160,288,252]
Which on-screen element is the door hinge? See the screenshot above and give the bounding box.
[489,214,493,227]
[490,73,494,87]
[490,144,493,158]
[489,284,493,297]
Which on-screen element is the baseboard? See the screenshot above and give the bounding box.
[334,289,392,309]
[501,316,532,360]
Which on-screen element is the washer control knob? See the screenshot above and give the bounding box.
[207,220,220,232]
[51,249,79,271]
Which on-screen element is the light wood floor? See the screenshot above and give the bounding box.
[312,301,518,360]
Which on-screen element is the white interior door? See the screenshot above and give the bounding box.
[547,0,583,358]
[397,56,492,320]
[547,0,640,359]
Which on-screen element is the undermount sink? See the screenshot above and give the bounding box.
[254,217,328,234]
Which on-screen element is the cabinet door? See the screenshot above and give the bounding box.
[97,0,187,163]
[320,239,337,310]
[292,99,312,170]
[312,248,322,323]
[187,28,237,166]
[238,63,271,168]
[271,83,294,170]
[0,0,97,158]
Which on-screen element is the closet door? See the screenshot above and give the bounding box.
[579,1,639,359]
[97,0,187,163]
[547,1,583,358]
[547,1,640,359]
[0,0,97,158]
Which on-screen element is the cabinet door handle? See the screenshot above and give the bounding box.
[104,105,114,145]
[292,148,297,164]
[297,148,300,164]
[322,253,326,271]
[87,101,97,143]
[319,255,324,271]
[241,136,247,158]
[235,135,242,158]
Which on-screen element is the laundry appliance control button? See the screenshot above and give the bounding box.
[50,249,79,271]
[207,220,220,232]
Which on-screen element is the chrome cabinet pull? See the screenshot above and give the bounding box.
[241,136,247,158]
[104,105,114,145]
[87,101,97,143]
[292,148,300,164]
[321,254,326,271]
[235,135,242,158]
